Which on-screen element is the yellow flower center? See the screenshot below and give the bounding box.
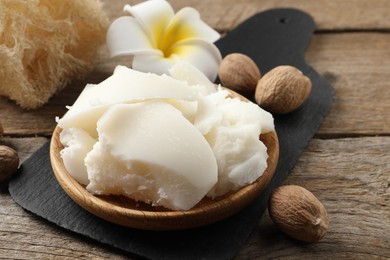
[158,23,195,58]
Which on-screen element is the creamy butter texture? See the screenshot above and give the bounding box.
[57,62,274,210]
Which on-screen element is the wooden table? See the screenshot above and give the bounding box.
[1,0,389,258]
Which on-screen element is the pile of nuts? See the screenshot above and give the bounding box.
[219,54,329,243]
[0,122,20,183]
[218,53,312,114]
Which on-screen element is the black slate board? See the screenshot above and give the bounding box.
[9,8,334,260]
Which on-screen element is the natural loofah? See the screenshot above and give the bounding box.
[0,0,109,109]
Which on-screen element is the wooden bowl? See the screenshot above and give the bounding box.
[50,92,279,230]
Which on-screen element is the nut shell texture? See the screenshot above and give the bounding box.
[255,66,312,114]
[218,53,261,93]
[268,185,329,243]
[0,145,19,183]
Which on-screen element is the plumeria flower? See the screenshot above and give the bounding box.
[106,0,221,81]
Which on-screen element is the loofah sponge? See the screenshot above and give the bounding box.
[0,0,109,109]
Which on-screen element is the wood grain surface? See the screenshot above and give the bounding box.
[0,0,389,259]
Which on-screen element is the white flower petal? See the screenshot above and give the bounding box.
[170,39,222,81]
[133,38,221,81]
[169,61,216,94]
[107,16,161,57]
[164,7,220,45]
[124,0,174,48]
[112,1,222,81]
[132,52,176,76]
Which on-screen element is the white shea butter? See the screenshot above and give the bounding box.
[194,89,274,198]
[57,64,275,210]
[85,102,218,210]
[60,128,96,185]
[169,61,216,94]
[58,65,212,137]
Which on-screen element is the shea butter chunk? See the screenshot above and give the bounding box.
[86,101,218,210]
[60,128,96,185]
[58,65,210,137]
[195,89,274,198]
[169,61,216,94]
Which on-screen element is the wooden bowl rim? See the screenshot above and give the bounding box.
[50,90,279,230]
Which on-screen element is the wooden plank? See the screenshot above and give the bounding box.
[306,32,390,137]
[0,136,388,258]
[0,1,388,259]
[0,137,48,163]
[102,0,390,31]
[0,197,128,259]
[238,136,390,259]
[1,32,388,137]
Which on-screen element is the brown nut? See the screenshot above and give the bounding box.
[0,145,20,183]
[0,122,3,135]
[268,185,329,243]
[255,65,312,114]
[218,53,261,93]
